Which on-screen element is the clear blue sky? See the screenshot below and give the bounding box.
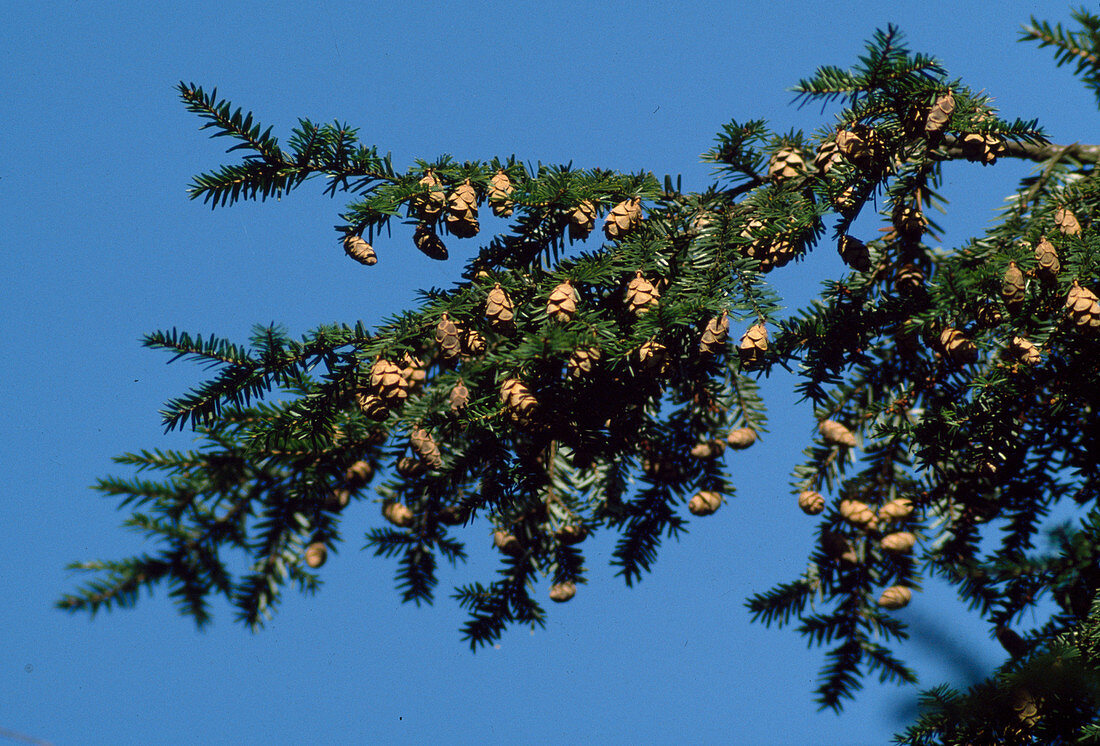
[1,2,1092,744]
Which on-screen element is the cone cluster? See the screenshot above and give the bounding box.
[1009,336,1041,365]
[413,223,448,260]
[410,428,443,469]
[819,419,856,447]
[343,235,377,266]
[435,313,461,360]
[698,312,729,354]
[768,147,806,182]
[625,271,660,315]
[738,323,768,367]
[604,197,642,240]
[1002,262,1026,313]
[877,585,912,610]
[547,281,577,321]
[383,500,414,527]
[569,200,598,240]
[485,283,515,331]
[1054,207,1082,235]
[1034,237,1060,280]
[488,170,514,217]
[798,490,825,515]
[413,171,445,220]
[838,235,870,272]
[305,542,327,568]
[726,428,757,449]
[500,378,538,424]
[1066,281,1100,329]
[549,581,576,602]
[688,490,722,516]
[939,327,978,364]
[445,179,479,238]
[567,347,600,378]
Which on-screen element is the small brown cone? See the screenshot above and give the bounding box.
[413,223,448,260]
[924,91,955,139]
[567,347,601,378]
[822,531,859,564]
[547,281,577,322]
[894,263,924,295]
[445,179,480,238]
[892,202,925,241]
[1002,261,1026,313]
[838,235,871,272]
[356,392,390,421]
[814,138,842,175]
[370,358,410,407]
[836,125,881,169]
[764,238,797,270]
[324,488,350,512]
[698,312,730,354]
[819,419,856,447]
[568,200,598,240]
[435,313,461,360]
[400,353,426,391]
[1009,336,1041,365]
[1065,281,1100,329]
[410,428,443,469]
[690,440,727,460]
[343,235,377,266]
[1054,207,1082,236]
[449,379,470,412]
[960,133,1004,164]
[1034,237,1060,281]
[1012,689,1041,727]
[738,323,768,367]
[396,457,426,478]
[383,500,415,527]
[488,170,514,217]
[603,197,642,240]
[485,283,515,331]
[798,490,825,515]
[688,490,723,516]
[305,542,328,568]
[726,428,757,449]
[877,585,912,610]
[768,147,806,182]
[549,582,576,602]
[839,499,876,528]
[500,377,538,423]
[939,327,978,364]
[493,530,522,557]
[880,531,917,554]
[556,525,588,545]
[625,271,660,315]
[878,498,914,523]
[832,187,858,216]
[413,171,446,221]
[462,329,487,357]
[637,339,668,373]
[345,460,373,488]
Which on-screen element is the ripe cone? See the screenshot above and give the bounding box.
[500,378,538,423]
[445,179,480,238]
[569,200,598,240]
[637,339,668,373]
[892,202,925,241]
[1054,207,1082,236]
[556,525,588,545]
[345,460,373,488]
[400,353,426,391]
[1009,336,1041,365]
[567,346,601,378]
[878,498,914,523]
[356,392,390,421]
[603,197,642,240]
[413,223,448,260]
[690,440,727,460]
[726,428,757,449]
[881,531,917,553]
[324,488,350,512]
[370,358,410,407]
[819,419,856,447]
[768,147,806,182]
[488,170,514,217]
[449,378,470,411]
[738,323,768,367]
[625,271,660,315]
[838,235,870,272]
[493,530,522,557]
[343,235,377,266]
[939,327,978,364]
[1002,261,1026,313]
[894,263,924,295]
[485,283,516,331]
[549,582,576,602]
[1012,689,1041,727]
[960,133,1004,164]
[382,500,414,527]
[410,428,443,469]
[764,238,796,270]
[1034,237,1060,280]
[698,312,730,354]
[877,585,912,610]
[924,91,955,139]
[836,125,880,169]
[304,542,328,568]
[435,313,461,360]
[462,329,487,356]
[822,531,859,564]
[839,499,876,527]
[547,281,577,322]
[832,187,858,216]
[396,456,426,478]
[798,490,825,515]
[412,171,446,220]
[1065,281,1100,329]
[814,138,842,175]
[688,490,723,516]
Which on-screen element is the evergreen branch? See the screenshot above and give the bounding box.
[177,82,283,162]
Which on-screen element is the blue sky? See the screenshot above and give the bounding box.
[1,2,1093,744]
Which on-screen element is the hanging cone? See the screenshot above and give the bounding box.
[924,91,955,140]
[434,313,461,361]
[688,490,723,516]
[410,428,443,469]
[690,440,727,460]
[1002,261,1026,313]
[1054,207,1082,236]
[1009,336,1041,365]
[878,498,914,523]
[637,339,668,373]
[413,223,448,260]
[603,197,642,240]
[546,281,577,322]
[814,138,842,175]
[370,358,410,407]
[835,125,880,169]
[880,531,916,554]
[345,460,373,488]
[343,235,377,266]
[832,187,858,216]
[412,170,446,221]
[819,419,856,447]
[382,500,415,527]
[877,585,912,610]
[838,235,871,272]
[493,530,522,557]
[977,304,1003,329]
[960,133,1004,164]
[798,490,825,515]
[839,499,876,527]
[1012,689,1041,727]
[445,179,480,238]
[549,581,576,602]
[397,456,427,478]
[1065,281,1100,329]
[768,147,806,182]
[625,271,660,315]
[1034,237,1060,281]
[894,263,924,295]
[939,327,978,364]
[765,238,797,269]
[556,524,588,545]
[569,200,598,240]
[726,428,757,449]
[324,488,350,512]
[566,346,601,378]
[738,323,768,367]
[698,312,730,354]
[892,202,925,241]
[449,379,470,412]
[488,170,514,217]
[500,377,538,423]
[304,542,328,568]
[485,283,515,331]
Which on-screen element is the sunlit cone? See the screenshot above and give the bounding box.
[396,456,426,478]
[938,327,978,364]
[835,125,881,169]
[698,312,730,354]
[838,235,870,272]
[485,283,515,331]
[399,353,426,392]
[413,223,448,260]
[382,500,414,527]
[738,323,768,367]
[1065,281,1100,329]
[690,440,727,460]
[493,529,522,557]
[798,490,825,515]
[960,133,1004,164]
[880,531,917,553]
[726,428,757,449]
[488,170,514,217]
[412,170,446,221]
[1002,261,1026,313]
[500,377,538,423]
[547,281,577,322]
[1034,237,1060,281]
[924,90,955,139]
[625,271,660,315]
[839,499,876,527]
[637,339,668,373]
[765,238,797,269]
[449,378,470,411]
[688,490,723,516]
[345,460,373,488]
[832,187,858,216]
[603,197,642,240]
[813,138,842,175]
[877,585,912,610]
[1054,206,1082,236]
[819,419,856,447]
[356,392,389,422]
[567,347,601,378]
[1009,336,1041,365]
[445,179,480,238]
[343,235,377,266]
[549,582,576,602]
[878,498,914,523]
[556,524,588,545]
[410,428,443,469]
[894,263,924,295]
[304,542,327,568]
[434,313,461,361]
[768,147,806,182]
[370,358,410,407]
[462,329,487,356]
[568,200,598,240]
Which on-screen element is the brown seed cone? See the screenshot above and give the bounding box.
[814,138,842,175]
[493,530,522,557]
[698,312,730,354]
[822,531,859,564]
[1065,281,1100,329]
[877,585,912,610]
[960,133,1004,164]
[690,439,727,460]
[549,581,576,602]
[892,202,925,241]
[410,428,443,469]
[838,235,871,272]
[449,379,470,412]
[461,329,487,356]
[413,223,448,260]
[485,283,516,330]
[738,323,768,367]
[894,263,924,295]
[356,392,390,421]
[343,235,378,266]
[488,170,514,217]
[726,428,757,449]
[939,327,979,364]
[1002,261,1026,313]
[434,313,461,360]
[556,524,588,545]
[382,500,415,527]
[370,359,410,407]
[547,281,577,322]
[445,179,480,238]
[881,531,917,554]
[1009,336,1041,365]
[412,171,446,220]
[324,488,351,512]
[500,377,538,420]
[1054,207,1082,236]
[568,200,598,240]
[637,339,668,373]
[832,187,858,216]
[396,456,426,478]
[878,498,914,523]
[835,125,880,169]
[924,91,955,139]
[567,346,601,378]
[604,197,642,240]
[688,490,723,516]
[765,238,797,270]
[976,304,1003,328]
[625,271,660,315]
[1012,689,1041,727]
[345,460,373,488]
[438,505,466,526]
[304,542,328,568]
[400,353,427,391]
[819,419,856,447]
[1034,237,1060,280]
[798,490,825,515]
[768,147,806,182]
[839,499,876,527]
